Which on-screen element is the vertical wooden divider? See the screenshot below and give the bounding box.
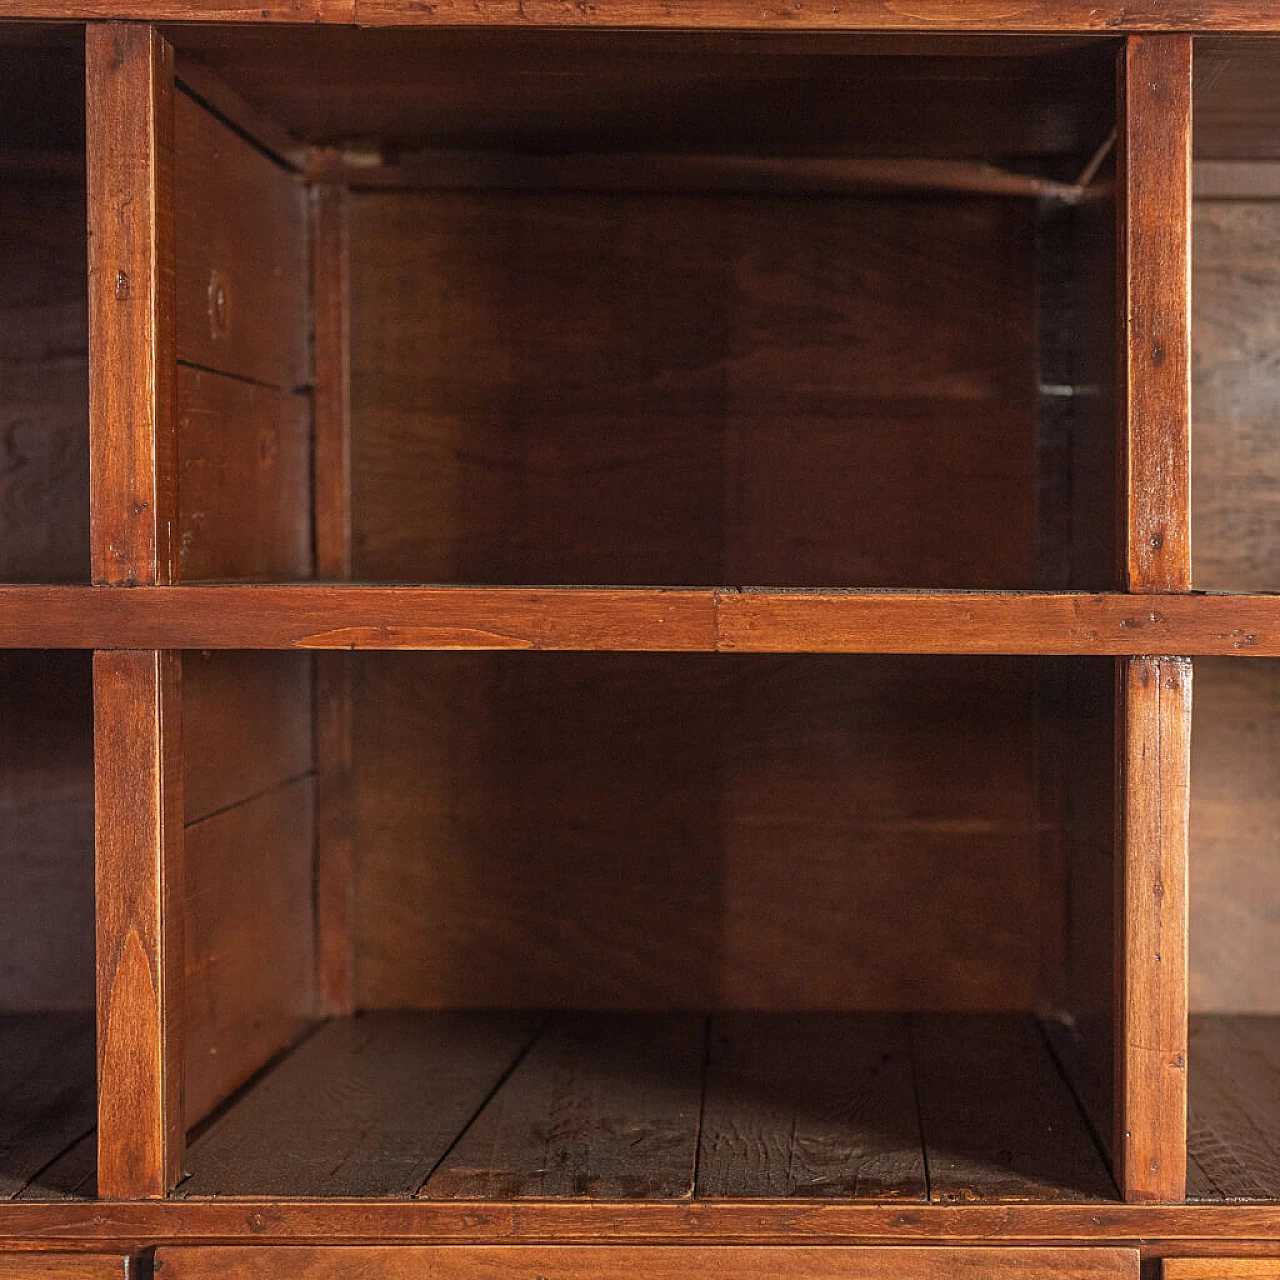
[87,22,185,1197]
[1114,34,1193,1204]
[312,183,356,1014]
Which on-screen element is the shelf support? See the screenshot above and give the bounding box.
[87,23,185,1198]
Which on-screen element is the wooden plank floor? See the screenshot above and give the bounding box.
[0,1012,96,1200]
[179,1011,1120,1202]
[1188,1014,1280,1201]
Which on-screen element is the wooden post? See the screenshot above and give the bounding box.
[87,22,184,1198]
[1114,33,1194,1204]
[1115,656,1191,1203]
[312,183,356,1015]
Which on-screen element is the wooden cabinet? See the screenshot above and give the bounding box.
[1,9,1280,1278]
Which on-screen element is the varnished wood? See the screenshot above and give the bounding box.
[0,1261,127,1279]
[152,1245,1141,1280]
[1119,36,1193,593]
[9,1198,1280,1246]
[175,366,311,582]
[173,90,308,390]
[3,588,1280,654]
[1116,657,1191,1203]
[1166,1262,1280,1278]
[181,1013,541,1197]
[93,650,184,1199]
[86,24,177,587]
[183,777,315,1126]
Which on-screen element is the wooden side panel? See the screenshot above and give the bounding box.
[152,1246,1141,1280]
[1119,35,1193,592]
[176,366,311,583]
[353,654,1039,1012]
[0,653,95,1011]
[93,649,184,1199]
[182,650,312,825]
[1115,656,1191,1203]
[0,173,89,584]
[173,90,308,389]
[183,777,315,1127]
[1188,660,1280,1015]
[1192,200,1280,593]
[350,191,1036,588]
[87,24,177,587]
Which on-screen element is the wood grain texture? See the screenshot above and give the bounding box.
[4,588,1280,654]
[0,651,94,1010]
[353,655,1040,1012]
[93,649,184,1199]
[1166,1261,1280,1279]
[697,1013,925,1199]
[183,777,315,1127]
[151,1246,1141,1280]
[1196,38,1280,162]
[0,174,89,584]
[1186,1016,1280,1202]
[314,653,353,1015]
[425,1015,703,1199]
[1116,657,1191,1203]
[1192,201,1280,593]
[173,91,308,390]
[181,1013,540,1197]
[1119,35,1193,593]
[0,1014,95,1200]
[176,366,311,583]
[1188,660,1280,1015]
[86,24,177,587]
[182,650,312,825]
[350,190,1036,588]
[913,1015,1115,1203]
[0,1261,127,1279]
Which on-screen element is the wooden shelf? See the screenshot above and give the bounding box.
[175,1011,1117,1203]
[0,1013,96,1202]
[2,586,1280,654]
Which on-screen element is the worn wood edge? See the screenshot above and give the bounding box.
[175,55,307,171]
[3,589,1280,653]
[9,2,1280,29]
[93,650,186,1199]
[6,1201,1280,1244]
[1115,657,1190,1203]
[1119,35,1193,593]
[306,149,1101,201]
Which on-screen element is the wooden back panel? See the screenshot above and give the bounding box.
[352,654,1043,1012]
[349,190,1039,588]
[0,32,94,1015]
[0,32,87,584]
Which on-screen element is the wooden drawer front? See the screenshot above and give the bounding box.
[1166,1263,1280,1278]
[154,1246,1140,1279]
[0,1259,127,1278]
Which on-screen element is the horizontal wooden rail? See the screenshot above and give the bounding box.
[0,586,1279,654]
